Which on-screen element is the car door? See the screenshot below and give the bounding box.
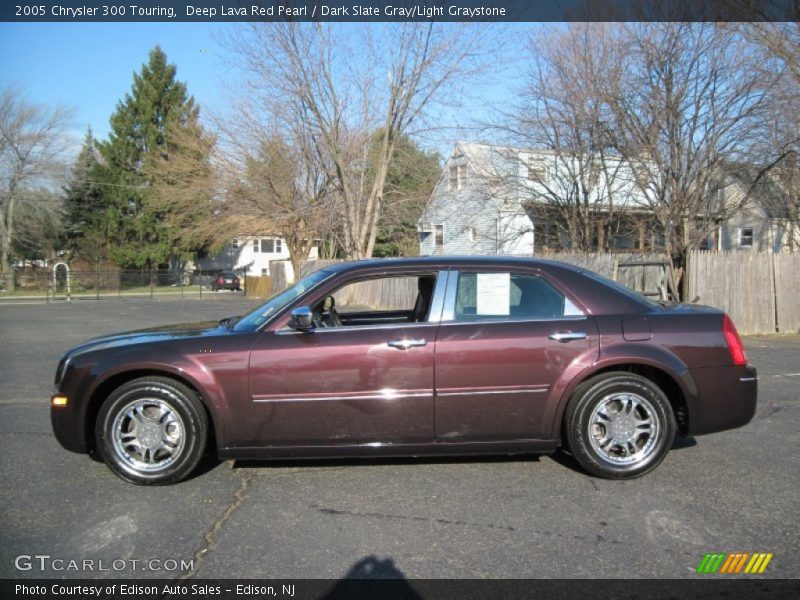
[242,270,446,448]
[434,268,598,442]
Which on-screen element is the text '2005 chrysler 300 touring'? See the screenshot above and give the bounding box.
[50,257,757,485]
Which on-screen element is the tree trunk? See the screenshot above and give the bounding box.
[1,196,16,292]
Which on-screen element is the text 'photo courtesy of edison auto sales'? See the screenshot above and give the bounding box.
[50,256,756,485]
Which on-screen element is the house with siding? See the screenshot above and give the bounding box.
[194,235,319,276]
[420,142,798,256]
[419,143,649,256]
[699,169,800,252]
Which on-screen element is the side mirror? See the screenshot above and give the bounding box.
[289,306,314,331]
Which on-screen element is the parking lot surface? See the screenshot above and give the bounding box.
[1,298,798,579]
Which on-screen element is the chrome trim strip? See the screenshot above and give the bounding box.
[253,391,432,403]
[441,268,459,322]
[437,388,549,397]
[275,322,440,335]
[438,316,588,326]
[739,377,756,382]
[427,270,449,323]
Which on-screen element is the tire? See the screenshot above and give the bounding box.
[564,372,676,479]
[95,376,208,485]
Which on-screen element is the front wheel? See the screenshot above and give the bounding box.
[564,372,676,479]
[95,376,208,485]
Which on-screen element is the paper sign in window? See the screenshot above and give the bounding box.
[476,273,510,315]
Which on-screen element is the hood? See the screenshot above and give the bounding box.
[63,320,230,359]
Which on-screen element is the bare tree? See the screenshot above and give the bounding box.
[0,86,73,289]
[225,127,330,279]
[496,24,637,252]
[225,23,487,259]
[596,23,776,288]
[733,20,800,249]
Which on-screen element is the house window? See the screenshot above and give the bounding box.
[739,227,754,248]
[449,164,467,190]
[261,268,268,276]
[435,225,444,250]
[528,159,547,181]
[257,238,282,253]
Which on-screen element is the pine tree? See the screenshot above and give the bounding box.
[62,128,106,260]
[96,46,205,268]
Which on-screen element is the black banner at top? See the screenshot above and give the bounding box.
[2,0,798,22]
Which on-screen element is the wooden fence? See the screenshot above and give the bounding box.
[687,250,800,335]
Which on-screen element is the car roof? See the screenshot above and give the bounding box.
[321,255,585,274]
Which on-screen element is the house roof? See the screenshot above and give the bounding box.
[727,166,797,220]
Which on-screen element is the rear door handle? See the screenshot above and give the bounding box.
[387,338,428,350]
[549,331,587,343]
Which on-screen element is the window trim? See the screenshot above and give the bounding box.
[739,226,754,249]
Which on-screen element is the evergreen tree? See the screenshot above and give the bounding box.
[371,135,441,257]
[62,128,106,260]
[96,46,205,268]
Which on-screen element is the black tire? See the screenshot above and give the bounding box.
[564,372,676,479]
[95,376,208,485]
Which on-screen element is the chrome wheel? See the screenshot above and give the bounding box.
[111,397,186,472]
[587,392,660,466]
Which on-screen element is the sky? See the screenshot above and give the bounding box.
[0,23,225,143]
[0,21,532,161]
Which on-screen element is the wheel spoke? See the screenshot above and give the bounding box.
[111,395,187,472]
[587,390,663,467]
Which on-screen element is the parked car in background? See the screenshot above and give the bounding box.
[211,270,241,292]
[50,257,757,485]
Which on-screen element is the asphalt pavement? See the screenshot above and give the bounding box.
[0,297,797,579]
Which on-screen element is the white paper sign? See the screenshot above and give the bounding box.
[476,273,510,315]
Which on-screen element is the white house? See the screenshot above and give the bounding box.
[194,235,319,276]
[420,142,798,256]
[419,143,649,256]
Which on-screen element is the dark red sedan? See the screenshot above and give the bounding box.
[51,257,757,484]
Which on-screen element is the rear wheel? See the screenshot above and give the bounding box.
[95,376,208,485]
[565,372,676,479]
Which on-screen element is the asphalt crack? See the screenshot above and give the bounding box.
[176,462,252,581]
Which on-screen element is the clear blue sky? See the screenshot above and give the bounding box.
[0,23,224,143]
[0,22,529,158]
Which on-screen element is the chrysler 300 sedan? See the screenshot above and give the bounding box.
[51,257,757,484]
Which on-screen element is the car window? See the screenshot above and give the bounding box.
[454,272,582,321]
[329,275,421,313]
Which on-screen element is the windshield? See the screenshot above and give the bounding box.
[232,269,334,332]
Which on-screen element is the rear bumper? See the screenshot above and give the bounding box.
[686,365,757,436]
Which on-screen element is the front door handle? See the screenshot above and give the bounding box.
[387,338,428,350]
[549,331,587,343]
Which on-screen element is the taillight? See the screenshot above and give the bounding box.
[216,277,224,284]
[723,314,747,366]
